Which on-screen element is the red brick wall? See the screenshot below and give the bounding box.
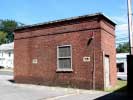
[14,17,116,90]
[100,20,117,88]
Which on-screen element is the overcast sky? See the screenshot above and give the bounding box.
[0,0,132,44]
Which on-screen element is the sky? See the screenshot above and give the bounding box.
[0,0,132,45]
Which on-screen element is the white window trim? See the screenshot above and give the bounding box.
[56,45,73,72]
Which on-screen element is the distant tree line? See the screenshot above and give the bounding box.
[116,42,130,53]
[0,19,24,44]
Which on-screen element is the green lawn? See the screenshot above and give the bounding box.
[105,80,127,92]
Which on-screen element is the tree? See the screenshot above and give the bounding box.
[0,20,19,43]
[0,20,18,33]
[116,42,130,53]
[0,31,7,44]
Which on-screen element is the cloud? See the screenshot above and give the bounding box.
[111,15,129,35]
[111,15,129,44]
[115,23,129,45]
[116,24,128,33]
[111,15,128,24]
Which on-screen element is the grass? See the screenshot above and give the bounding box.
[105,80,127,92]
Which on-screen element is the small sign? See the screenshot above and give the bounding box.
[32,59,38,64]
[83,57,90,62]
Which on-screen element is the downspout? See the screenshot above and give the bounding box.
[87,32,96,90]
[92,32,96,90]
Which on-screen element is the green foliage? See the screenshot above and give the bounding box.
[0,31,7,44]
[105,80,127,92]
[0,19,20,43]
[116,42,130,53]
[0,20,18,33]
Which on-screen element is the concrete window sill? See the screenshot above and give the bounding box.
[56,69,73,72]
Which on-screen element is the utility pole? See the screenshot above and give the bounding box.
[127,0,133,54]
[127,0,133,95]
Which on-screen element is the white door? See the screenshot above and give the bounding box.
[104,56,110,88]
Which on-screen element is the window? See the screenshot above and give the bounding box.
[57,45,72,71]
[9,52,11,57]
[117,63,124,72]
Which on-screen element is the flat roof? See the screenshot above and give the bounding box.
[15,13,116,32]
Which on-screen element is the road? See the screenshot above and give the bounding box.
[0,70,130,100]
[0,70,13,76]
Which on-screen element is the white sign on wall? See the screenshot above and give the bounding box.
[32,59,38,64]
[83,57,90,62]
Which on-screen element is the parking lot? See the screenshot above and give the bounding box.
[0,69,129,100]
[0,74,113,100]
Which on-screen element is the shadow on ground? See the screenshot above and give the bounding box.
[8,79,132,100]
[94,85,133,100]
[8,79,15,83]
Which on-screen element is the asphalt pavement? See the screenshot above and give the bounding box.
[0,70,130,100]
[0,70,13,76]
[0,75,110,100]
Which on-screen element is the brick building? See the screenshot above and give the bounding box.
[14,13,116,90]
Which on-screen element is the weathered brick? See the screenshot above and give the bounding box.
[14,13,116,90]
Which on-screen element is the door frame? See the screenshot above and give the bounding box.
[103,52,110,89]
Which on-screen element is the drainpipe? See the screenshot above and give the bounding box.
[92,32,96,90]
[87,32,96,90]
